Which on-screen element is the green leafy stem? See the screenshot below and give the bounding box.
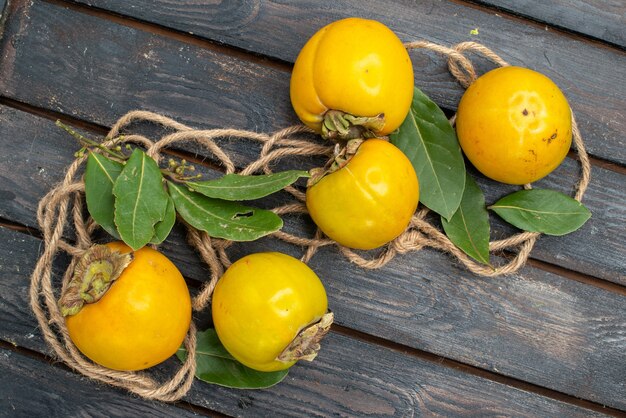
[61,121,309,250]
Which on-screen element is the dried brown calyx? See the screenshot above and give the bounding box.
[276,311,334,363]
[58,245,133,317]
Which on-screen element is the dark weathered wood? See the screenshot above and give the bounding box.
[0,0,294,163]
[0,0,7,19]
[1,106,625,410]
[0,226,612,417]
[1,0,625,166]
[1,1,625,413]
[470,0,626,47]
[0,348,204,417]
[2,101,624,286]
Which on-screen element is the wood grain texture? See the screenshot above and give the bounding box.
[469,0,626,47]
[0,0,296,167]
[0,226,612,418]
[0,0,624,166]
[0,348,203,417]
[1,106,625,410]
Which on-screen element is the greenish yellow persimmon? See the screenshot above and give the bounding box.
[306,139,419,250]
[456,66,572,185]
[212,252,328,372]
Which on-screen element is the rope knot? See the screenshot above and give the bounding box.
[392,229,427,254]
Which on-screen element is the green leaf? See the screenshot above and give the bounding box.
[390,87,466,221]
[441,176,490,265]
[150,196,176,245]
[489,189,591,236]
[187,170,310,201]
[113,149,169,250]
[168,181,283,241]
[177,328,289,389]
[84,153,123,239]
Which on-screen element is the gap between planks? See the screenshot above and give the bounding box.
[526,257,626,297]
[0,218,41,238]
[0,339,231,418]
[567,149,626,176]
[1,95,625,296]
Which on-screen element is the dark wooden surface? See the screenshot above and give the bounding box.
[470,0,626,48]
[2,104,626,411]
[63,0,626,166]
[3,227,612,417]
[0,0,625,416]
[1,1,626,167]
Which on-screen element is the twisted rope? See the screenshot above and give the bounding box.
[29,41,590,401]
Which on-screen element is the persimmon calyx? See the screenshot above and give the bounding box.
[307,139,364,187]
[276,311,334,363]
[321,110,385,141]
[58,245,133,317]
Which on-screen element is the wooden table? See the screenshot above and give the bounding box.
[1,1,624,416]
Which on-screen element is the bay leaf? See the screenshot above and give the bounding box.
[177,328,288,389]
[150,196,176,245]
[390,87,466,221]
[168,181,283,241]
[489,189,591,236]
[84,153,122,239]
[113,149,168,250]
[441,175,490,265]
[187,170,310,201]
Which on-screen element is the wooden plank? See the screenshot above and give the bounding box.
[0,226,612,417]
[2,99,625,285]
[1,106,625,410]
[0,348,204,417]
[470,0,626,48]
[0,0,296,167]
[0,1,625,166]
[73,0,626,60]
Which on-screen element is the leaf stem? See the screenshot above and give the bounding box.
[56,120,127,160]
[160,168,202,183]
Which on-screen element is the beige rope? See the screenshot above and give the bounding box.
[29,41,591,401]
